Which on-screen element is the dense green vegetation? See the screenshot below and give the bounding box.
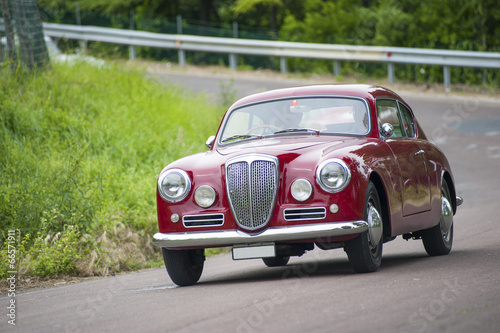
[35,0,500,87]
[0,61,223,279]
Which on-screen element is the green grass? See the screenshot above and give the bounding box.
[0,60,224,279]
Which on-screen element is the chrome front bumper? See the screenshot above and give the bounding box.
[153,220,368,248]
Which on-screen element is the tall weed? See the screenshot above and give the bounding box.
[0,60,223,278]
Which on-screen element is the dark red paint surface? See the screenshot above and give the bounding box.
[156,84,456,248]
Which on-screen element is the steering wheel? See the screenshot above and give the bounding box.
[246,124,281,135]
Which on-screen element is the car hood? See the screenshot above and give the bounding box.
[216,135,371,158]
[163,135,374,173]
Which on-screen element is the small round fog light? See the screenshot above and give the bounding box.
[170,213,180,223]
[329,204,339,214]
[291,179,313,202]
[195,185,216,208]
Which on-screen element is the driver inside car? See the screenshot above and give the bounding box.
[270,100,304,130]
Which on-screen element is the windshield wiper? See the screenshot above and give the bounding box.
[221,134,262,143]
[273,128,320,135]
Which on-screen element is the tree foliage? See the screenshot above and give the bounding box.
[38,0,499,51]
[33,0,500,85]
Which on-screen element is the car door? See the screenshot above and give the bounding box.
[376,99,431,216]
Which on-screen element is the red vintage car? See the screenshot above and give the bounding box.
[153,84,462,286]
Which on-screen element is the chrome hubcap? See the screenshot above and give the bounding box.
[441,195,453,242]
[367,203,383,249]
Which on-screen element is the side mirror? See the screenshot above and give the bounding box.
[205,135,215,149]
[380,123,394,138]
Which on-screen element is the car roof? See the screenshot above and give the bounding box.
[229,84,404,110]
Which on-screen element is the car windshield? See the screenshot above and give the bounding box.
[219,97,370,144]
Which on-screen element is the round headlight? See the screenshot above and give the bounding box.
[291,179,313,202]
[158,169,191,202]
[195,185,216,208]
[316,159,351,193]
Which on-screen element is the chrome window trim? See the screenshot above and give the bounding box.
[217,95,372,146]
[376,98,417,139]
[397,101,416,138]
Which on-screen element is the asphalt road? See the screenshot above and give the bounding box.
[2,70,500,333]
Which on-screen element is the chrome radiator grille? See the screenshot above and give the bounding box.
[225,154,278,231]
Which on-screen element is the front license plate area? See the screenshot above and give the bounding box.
[232,243,275,260]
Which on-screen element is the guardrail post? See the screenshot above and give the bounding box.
[388,63,395,84]
[229,54,237,70]
[443,66,451,91]
[75,3,81,25]
[280,57,287,73]
[178,47,186,66]
[129,10,135,61]
[177,15,186,66]
[228,21,238,71]
[75,3,86,54]
[333,61,340,77]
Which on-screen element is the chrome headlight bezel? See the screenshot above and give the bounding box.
[194,185,217,208]
[316,159,351,193]
[291,179,313,202]
[157,169,192,203]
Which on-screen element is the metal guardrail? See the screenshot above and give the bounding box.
[42,23,500,89]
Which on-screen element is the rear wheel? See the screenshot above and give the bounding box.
[345,181,383,273]
[262,256,290,267]
[162,248,205,286]
[421,179,453,256]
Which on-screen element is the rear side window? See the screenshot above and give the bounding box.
[398,102,415,137]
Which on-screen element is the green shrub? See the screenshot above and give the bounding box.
[24,210,83,278]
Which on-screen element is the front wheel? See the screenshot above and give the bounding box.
[421,179,453,256]
[345,181,383,273]
[162,248,205,286]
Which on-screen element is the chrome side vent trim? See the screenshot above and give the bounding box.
[183,213,224,227]
[284,207,326,221]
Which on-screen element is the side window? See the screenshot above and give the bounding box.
[376,99,404,138]
[398,102,415,137]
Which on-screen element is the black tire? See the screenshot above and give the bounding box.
[421,180,453,256]
[345,181,383,273]
[262,256,290,267]
[162,248,205,286]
